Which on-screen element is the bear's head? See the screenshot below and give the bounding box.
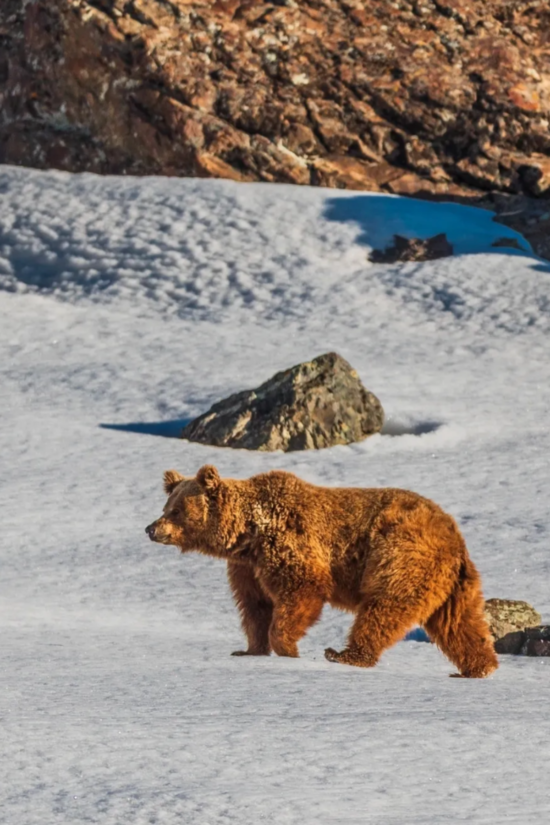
[145,465,250,556]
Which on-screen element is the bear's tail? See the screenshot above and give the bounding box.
[424,554,498,678]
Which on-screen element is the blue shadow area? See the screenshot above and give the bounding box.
[404,627,431,643]
[100,419,191,438]
[102,419,443,441]
[323,193,547,262]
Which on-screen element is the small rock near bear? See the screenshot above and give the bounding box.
[145,466,498,678]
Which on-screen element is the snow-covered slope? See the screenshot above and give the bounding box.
[1,167,549,824]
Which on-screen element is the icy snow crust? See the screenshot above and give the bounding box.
[1,166,549,824]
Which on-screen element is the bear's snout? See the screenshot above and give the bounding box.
[145,522,158,540]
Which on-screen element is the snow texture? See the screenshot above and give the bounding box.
[1,166,549,824]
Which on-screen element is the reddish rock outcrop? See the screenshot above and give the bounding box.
[1,1,550,248]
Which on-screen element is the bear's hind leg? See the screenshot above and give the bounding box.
[325,597,421,668]
[425,613,497,678]
[424,561,498,678]
[228,562,273,656]
[269,588,325,658]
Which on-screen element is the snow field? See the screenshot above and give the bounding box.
[0,166,549,824]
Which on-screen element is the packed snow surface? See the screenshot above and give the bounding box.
[1,166,549,824]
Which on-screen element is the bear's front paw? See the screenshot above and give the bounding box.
[324,647,376,668]
[231,649,270,657]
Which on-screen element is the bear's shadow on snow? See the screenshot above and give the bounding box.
[323,194,550,270]
[100,418,192,438]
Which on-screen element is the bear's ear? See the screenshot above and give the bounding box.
[196,465,221,495]
[163,470,185,495]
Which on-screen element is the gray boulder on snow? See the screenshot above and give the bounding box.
[484,598,541,641]
[180,352,384,452]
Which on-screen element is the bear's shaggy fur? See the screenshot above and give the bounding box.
[145,466,498,678]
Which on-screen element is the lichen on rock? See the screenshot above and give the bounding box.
[484,598,541,641]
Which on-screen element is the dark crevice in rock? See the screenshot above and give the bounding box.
[129,95,174,140]
[123,1,159,29]
[86,0,119,23]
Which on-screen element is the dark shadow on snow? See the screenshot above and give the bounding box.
[381,420,442,437]
[100,418,192,438]
[100,417,441,440]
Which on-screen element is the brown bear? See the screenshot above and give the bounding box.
[145,465,498,678]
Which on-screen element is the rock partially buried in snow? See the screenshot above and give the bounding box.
[370,234,453,264]
[181,352,384,452]
[484,598,541,642]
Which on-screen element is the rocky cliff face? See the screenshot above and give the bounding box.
[2,1,550,204]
